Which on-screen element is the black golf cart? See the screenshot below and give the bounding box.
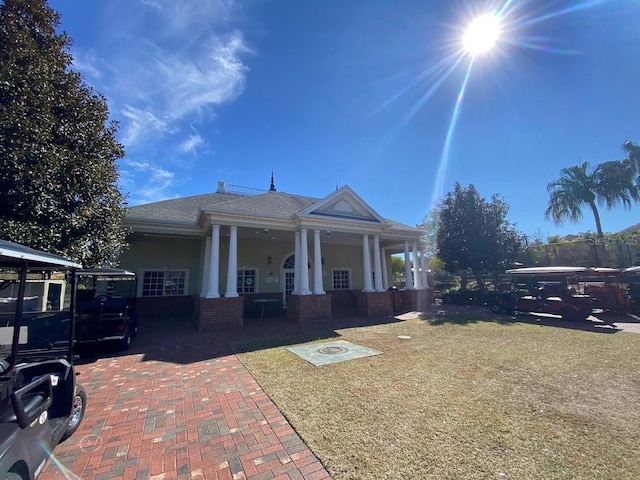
[75,268,138,351]
[0,240,87,480]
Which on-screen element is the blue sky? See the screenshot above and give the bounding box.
[48,0,639,239]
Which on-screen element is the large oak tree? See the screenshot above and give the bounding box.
[0,0,127,266]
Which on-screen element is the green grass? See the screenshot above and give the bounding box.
[235,316,640,480]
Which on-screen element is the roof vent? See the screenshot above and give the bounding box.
[217,180,226,193]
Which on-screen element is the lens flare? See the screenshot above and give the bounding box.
[462,14,501,56]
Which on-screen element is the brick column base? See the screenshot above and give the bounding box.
[286,294,333,323]
[395,288,434,313]
[195,296,244,330]
[356,291,393,317]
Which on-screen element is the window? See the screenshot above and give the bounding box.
[332,269,351,290]
[237,269,257,293]
[141,270,187,297]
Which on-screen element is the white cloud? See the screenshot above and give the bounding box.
[120,105,170,146]
[120,160,176,204]
[178,133,205,154]
[71,49,102,80]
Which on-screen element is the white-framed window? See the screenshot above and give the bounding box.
[141,269,188,297]
[237,268,257,293]
[332,269,351,290]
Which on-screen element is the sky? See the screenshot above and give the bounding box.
[46,0,640,239]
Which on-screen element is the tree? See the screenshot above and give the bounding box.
[390,255,405,276]
[435,183,522,291]
[0,0,127,266]
[545,160,639,266]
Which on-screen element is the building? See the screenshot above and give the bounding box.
[120,178,431,329]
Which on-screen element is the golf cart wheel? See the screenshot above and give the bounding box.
[561,309,580,321]
[489,303,502,313]
[62,386,86,441]
[120,332,131,351]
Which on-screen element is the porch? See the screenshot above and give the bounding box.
[136,289,434,330]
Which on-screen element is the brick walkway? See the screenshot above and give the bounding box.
[39,320,333,480]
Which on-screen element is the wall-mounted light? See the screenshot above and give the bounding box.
[267,255,273,265]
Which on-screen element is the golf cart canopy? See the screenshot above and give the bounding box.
[0,240,81,270]
[506,267,621,276]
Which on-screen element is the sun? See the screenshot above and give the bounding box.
[462,13,501,56]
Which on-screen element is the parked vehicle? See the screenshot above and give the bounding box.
[0,240,87,480]
[623,266,640,314]
[75,269,138,351]
[505,267,595,320]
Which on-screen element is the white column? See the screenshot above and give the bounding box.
[201,236,211,297]
[421,249,429,288]
[381,247,389,290]
[362,234,374,292]
[373,235,383,292]
[412,242,422,289]
[312,230,325,294]
[299,229,311,294]
[404,241,414,289]
[225,226,239,298]
[206,226,221,298]
[292,232,301,295]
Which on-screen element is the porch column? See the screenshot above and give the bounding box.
[373,235,384,292]
[225,226,238,298]
[312,229,325,294]
[413,242,422,289]
[292,232,301,294]
[201,236,211,297]
[362,234,374,292]
[421,248,429,288]
[299,229,311,295]
[404,241,414,289]
[206,225,221,298]
[381,247,389,290]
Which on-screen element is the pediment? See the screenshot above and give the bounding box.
[298,185,386,224]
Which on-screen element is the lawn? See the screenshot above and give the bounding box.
[234,315,640,480]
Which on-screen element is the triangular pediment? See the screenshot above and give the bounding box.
[298,185,387,224]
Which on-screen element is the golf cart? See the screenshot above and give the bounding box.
[75,268,138,351]
[501,267,595,321]
[0,240,86,480]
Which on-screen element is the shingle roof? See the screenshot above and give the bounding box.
[126,190,420,233]
[126,192,244,223]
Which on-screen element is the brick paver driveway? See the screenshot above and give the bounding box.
[39,319,332,480]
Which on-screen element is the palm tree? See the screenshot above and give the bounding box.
[545,161,639,265]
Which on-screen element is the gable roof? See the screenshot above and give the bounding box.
[125,186,421,236]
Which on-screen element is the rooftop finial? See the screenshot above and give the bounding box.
[269,172,276,192]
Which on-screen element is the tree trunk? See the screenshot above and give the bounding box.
[588,201,605,266]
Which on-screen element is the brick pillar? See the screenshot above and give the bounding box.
[286,294,332,323]
[197,296,244,330]
[356,291,393,317]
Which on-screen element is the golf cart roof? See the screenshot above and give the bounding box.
[506,266,622,276]
[79,268,135,279]
[0,240,81,270]
[506,266,589,275]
